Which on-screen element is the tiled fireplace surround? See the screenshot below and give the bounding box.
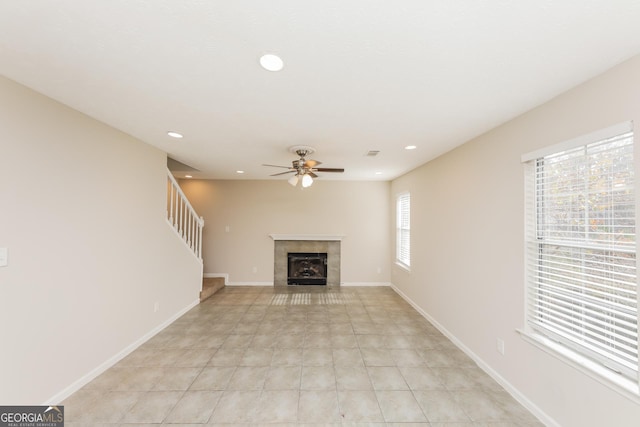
[271,234,342,287]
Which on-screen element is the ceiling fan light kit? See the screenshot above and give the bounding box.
[301,174,314,188]
[264,145,345,188]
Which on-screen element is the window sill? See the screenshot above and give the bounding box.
[395,261,411,273]
[517,328,640,404]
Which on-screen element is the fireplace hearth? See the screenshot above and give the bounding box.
[288,252,328,285]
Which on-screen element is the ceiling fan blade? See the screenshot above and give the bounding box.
[262,164,291,169]
[303,159,321,168]
[307,171,318,178]
[314,168,344,173]
[270,170,296,176]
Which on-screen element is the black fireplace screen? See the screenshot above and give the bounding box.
[287,252,328,285]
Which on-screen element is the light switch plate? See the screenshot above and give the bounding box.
[0,248,7,267]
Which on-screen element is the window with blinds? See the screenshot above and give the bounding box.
[523,122,638,381]
[396,192,410,269]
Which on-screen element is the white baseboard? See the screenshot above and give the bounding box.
[389,283,558,427]
[204,272,393,288]
[203,273,391,288]
[204,273,270,286]
[225,282,391,287]
[44,299,200,405]
[341,282,391,287]
[205,273,272,287]
[227,281,273,286]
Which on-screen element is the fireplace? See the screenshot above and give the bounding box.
[288,252,328,285]
[270,235,343,287]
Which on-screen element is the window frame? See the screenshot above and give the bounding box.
[521,121,639,397]
[396,192,411,270]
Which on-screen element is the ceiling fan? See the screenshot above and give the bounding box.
[263,145,345,187]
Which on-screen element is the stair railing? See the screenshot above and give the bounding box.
[167,169,204,260]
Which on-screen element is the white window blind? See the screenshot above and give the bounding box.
[524,124,638,380]
[396,192,410,268]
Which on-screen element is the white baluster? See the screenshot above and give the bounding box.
[191,216,195,249]
[168,178,174,223]
[198,217,204,259]
[173,191,178,229]
[191,214,195,248]
[166,169,205,261]
[171,182,175,225]
[178,196,182,234]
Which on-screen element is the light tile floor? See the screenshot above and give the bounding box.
[63,286,543,426]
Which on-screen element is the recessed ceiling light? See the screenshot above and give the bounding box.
[404,145,417,150]
[260,54,284,72]
[236,170,245,174]
[375,171,383,175]
[185,175,192,178]
[167,131,183,139]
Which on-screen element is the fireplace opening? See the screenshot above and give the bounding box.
[287,252,328,285]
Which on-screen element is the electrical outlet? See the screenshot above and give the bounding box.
[154,301,160,313]
[252,266,258,273]
[225,225,230,232]
[496,338,505,355]
[0,248,7,267]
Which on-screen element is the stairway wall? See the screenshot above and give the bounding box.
[0,75,202,404]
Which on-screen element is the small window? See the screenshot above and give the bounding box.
[396,192,410,269]
[523,122,638,382]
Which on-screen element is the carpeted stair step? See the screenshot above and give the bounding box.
[200,277,225,302]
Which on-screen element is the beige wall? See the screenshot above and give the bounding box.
[391,55,640,426]
[0,76,202,404]
[179,179,391,285]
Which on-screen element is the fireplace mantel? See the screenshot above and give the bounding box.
[269,234,344,241]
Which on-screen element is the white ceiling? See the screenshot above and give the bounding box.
[2,1,640,181]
